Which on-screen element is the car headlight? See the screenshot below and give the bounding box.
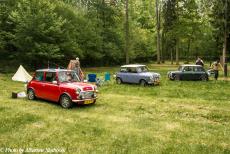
[150,76,154,80]
[94,86,98,92]
[167,72,172,77]
[76,88,81,94]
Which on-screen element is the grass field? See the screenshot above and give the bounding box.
[0,64,230,153]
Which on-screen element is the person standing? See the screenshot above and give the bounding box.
[210,60,223,80]
[67,57,84,81]
[195,57,204,67]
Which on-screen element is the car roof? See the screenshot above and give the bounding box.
[36,69,72,72]
[121,64,146,68]
[180,64,202,67]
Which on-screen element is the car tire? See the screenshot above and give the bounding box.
[140,80,147,87]
[60,94,73,109]
[116,78,122,84]
[201,75,208,81]
[28,89,36,100]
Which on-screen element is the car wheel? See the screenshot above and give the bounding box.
[60,94,73,109]
[140,80,147,87]
[175,74,180,81]
[201,75,208,81]
[116,78,122,84]
[28,89,36,100]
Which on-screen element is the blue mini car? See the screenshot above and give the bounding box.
[115,64,161,86]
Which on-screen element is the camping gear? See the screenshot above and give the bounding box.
[96,78,104,87]
[105,72,110,81]
[67,58,84,81]
[12,91,27,99]
[88,74,97,82]
[12,65,32,82]
[12,92,17,98]
[17,92,27,98]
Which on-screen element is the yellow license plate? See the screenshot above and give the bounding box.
[84,100,94,104]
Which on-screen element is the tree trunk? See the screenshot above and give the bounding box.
[125,0,129,64]
[223,33,227,64]
[187,39,191,63]
[176,39,179,65]
[156,0,160,64]
[223,0,227,65]
[102,0,105,56]
[161,31,165,63]
[171,48,173,65]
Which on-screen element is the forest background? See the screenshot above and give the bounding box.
[0,0,229,68]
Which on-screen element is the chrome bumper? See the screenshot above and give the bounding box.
[72,98,97,103]
[148,80,160,85]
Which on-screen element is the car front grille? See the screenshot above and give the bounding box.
[154,77,160,81]
[80,91,95,99]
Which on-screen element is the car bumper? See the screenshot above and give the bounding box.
[72,98,97,104]
[168,75,174,80]
[148,80,160,85]
[168,73,175,80]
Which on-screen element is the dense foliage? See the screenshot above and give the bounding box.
[162,0,229,63]
[0,0,229,67]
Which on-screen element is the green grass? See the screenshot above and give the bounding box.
[0,64,230,153]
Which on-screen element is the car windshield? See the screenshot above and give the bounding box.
[58,71,80,82]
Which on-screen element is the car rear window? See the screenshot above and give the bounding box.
[120,68,127,72]
[35,72,44,81]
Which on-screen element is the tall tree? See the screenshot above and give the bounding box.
[211,0,230,61]
[156,0,161,64]
[162,0,177,64]
[223,0,227,65]
[125,0,129,64]
[162,0,201,64]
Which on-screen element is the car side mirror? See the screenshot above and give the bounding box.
[52,81,58,84]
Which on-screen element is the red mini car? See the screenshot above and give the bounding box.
[27,69,98,108]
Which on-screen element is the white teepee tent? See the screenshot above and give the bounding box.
[12,65,32,82]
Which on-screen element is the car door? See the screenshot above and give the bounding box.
[181,66,194,80]
[124,67,140,83]
[42,72,60,102]
[194,66,205,80]
[32,71,45,98]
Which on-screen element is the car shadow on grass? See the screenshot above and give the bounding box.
[26,98,98,110]
[117,82,161,87]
